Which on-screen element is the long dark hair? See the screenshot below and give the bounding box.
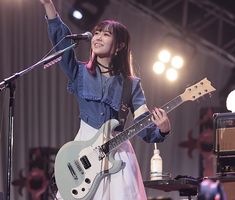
[87,20,134,77]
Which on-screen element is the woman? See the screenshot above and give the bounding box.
[39,0,171,199]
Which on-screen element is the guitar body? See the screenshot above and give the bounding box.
[54,119,124,200]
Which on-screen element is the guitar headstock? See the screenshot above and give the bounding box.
[180,78,216,102]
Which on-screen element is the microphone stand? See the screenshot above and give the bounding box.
[0,42,77,200]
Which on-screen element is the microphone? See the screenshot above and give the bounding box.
[65,32,93,41]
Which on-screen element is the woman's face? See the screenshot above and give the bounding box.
[91,29,115,58]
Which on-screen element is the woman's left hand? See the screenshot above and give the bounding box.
[151,108,171,134]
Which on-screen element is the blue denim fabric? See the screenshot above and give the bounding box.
[46,16,166,143]
[134,111,166,143]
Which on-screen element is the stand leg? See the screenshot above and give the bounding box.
[6,82,16,200]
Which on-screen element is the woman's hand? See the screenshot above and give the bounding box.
[39,0,57,19]
[151,108,171,134]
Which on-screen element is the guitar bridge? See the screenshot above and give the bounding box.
[95,146,105,160]
[67,163,78,180]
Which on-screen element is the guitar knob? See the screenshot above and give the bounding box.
[72,189,78,195]
[85,178,91,184]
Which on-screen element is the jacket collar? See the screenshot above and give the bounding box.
[79,65,124,111]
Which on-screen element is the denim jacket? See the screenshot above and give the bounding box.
[46,16,166,143]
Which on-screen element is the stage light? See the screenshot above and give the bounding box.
[219,68,235,111]
[152,33,196,82]
[171,55,184,69]
[153,61,165,74]
[158,49,171,63]
[226,90,235,112]
[153,49,182,81]
[166,68,178,81]
[69,0,110,30]
[72,10,83,20]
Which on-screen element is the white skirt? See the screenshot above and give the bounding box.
[56,120,147,200]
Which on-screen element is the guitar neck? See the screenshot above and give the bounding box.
[101,95,183,154]
[161,95,184,113]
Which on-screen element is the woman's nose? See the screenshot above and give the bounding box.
[95,33,103,40]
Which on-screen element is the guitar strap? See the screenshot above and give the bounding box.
[118,77,132,129]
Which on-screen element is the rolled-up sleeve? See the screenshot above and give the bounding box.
[131,79,167,143]
[134,111,166,143]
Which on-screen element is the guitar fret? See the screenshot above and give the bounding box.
[162,96,183,113]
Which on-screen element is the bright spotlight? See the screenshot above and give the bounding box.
[69,0,110,30]
[158,50,171,63]
[171,55,184,69]
[72,10,83,19]
[166,68,178,81]
[153,61,165,74]
[226,90,235,112]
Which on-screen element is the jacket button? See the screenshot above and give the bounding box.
[100,112,104,116]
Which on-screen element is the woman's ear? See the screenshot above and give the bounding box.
[118,42,125,51]
[115,42,126,55]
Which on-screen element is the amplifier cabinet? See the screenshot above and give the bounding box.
[213,112,235,154]
[213,112,235,174]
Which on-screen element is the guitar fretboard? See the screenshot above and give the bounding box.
[161,95,183,113]
[101,95,183,154]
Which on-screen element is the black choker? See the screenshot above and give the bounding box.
[96,61,114,74]
[96,61,112,69]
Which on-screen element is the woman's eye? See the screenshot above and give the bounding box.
[104,32,111,36]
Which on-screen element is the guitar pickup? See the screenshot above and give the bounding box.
[74,160,84,174]
[80,156,91,169]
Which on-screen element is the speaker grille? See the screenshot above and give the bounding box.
[215,127,235,152]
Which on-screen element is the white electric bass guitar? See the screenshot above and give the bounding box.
[54,78,215,200]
